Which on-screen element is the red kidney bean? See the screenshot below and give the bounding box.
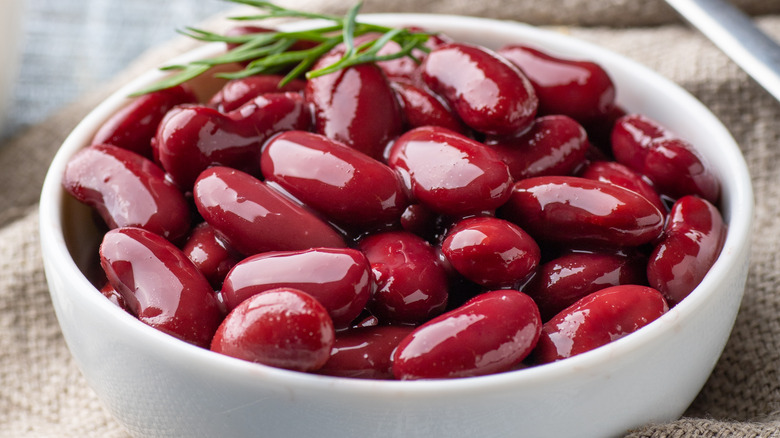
[211,288,335,372]
[422,42,538,136]
[647,195,727,306]
[497,45,616,124]
[499,176,665,246]
[220,247,372,328]
[580,160,666,213]
[318,325,415,379]
[399,203,439,241]
[193,166,346,256]
[91,84,197,159]
[305,51,404,159]
[62,144,191,242]
[155,92,311,190]
[181,222,242,289]
[390,81,465,133]
[388,126,513,216]
[208,75,306,112]
[99,282,129,311]
[611,114,720,203]
[485,115,588,180]
[358,231,449,324]
[100,227,224,348]
[442,216,540,288]
[533,285,668,363]
[261,130,409,228]
[393,289,541,379]
[524,250,648,321]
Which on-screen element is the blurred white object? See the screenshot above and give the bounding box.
[0,0,23,134]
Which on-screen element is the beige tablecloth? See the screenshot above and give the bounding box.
[2,0,780,436]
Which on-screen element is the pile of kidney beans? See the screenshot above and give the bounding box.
[62,26,727,380]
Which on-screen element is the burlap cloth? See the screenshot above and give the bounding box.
[2,0,780,436]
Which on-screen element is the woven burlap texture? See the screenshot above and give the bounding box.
[2,1,780,436]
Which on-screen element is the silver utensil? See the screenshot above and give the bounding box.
[664,0,780,102]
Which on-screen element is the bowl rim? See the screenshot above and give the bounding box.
[39,13,754,396]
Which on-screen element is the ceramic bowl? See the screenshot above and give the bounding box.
[39,14,753,438]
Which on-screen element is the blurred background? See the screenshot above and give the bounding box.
[1,0,228,139]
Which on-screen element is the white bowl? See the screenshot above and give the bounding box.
[39,14,753,438]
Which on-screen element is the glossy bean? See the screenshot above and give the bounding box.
[647,195,727,306]
[611,114,720,202]
[181,222,242,289]
[318,325,415,379]
[499,176,664,246]
[533,285,668,363]
[358,231,449,324]
[62,144,191,242]
[155,92,310,190]
[208,75,306,112]
[193,166,346,256]
[211,288,335,372]
[390,81,465,133]
[579,160,667,213]
[392,289,541,380]
[100,227,224,348]
[388,126,513,216]
[497,45,616,124]
[261,130,409,228]
[91,84,197,159]
[442,216,540,288]
[220,247,372,328]
[422,42,538,136]
[485,115,588,180]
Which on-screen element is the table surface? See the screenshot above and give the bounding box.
[2,0,230,140]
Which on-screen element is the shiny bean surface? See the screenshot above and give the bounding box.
[390,81,465,133]
[318,325,415,379]
[579,160,666,214]
[208,75,306,112]
[181,222,242,289]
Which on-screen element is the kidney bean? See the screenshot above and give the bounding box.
[62,144,191,242]
[100,227,224,348]
[261,130,409,228]
[579,160,667,213]
[393,289,541,379]
[193,166,346,256]
[305,51,404,159]
[208,75,306,112]
[181,222,242,289]
[358,231,449,324]
[390,81,465,133]
[647,195,727,306]
[220,247,372,327]
[91,84,197,159]
[499,176,665,246]
[388,126,513,216]
[497,45,616,124]
[155,92,311,190]
[99,282,129,311]
[485,115,588,180]
[611,114,720,203]
[399,203,439,241]
[211,288,335,372]
[442,216,540,288]
[533,285,668,363]
[318,325,415,379]
[422,42,538,136]
[524,250,648,321]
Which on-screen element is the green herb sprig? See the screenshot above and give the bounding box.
[132,0,432,96]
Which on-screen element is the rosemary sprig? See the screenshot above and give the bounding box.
[131,0,432,96]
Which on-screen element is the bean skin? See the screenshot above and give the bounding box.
[318,325,415,379]
[155,92,311,190]
[390,81,466,134]
[261,130,409,229]
[647,195,727,306]
[208,75,306,112]
[99,227,224,348]
[388,126,513,216]
[62,144,191,242]
[358,231,449,325]
[442,216,540,288]
[193,166,346,256]
[499,176,665,246]
[181,222,242,289]
[392,290,542,380]
[422,42,538,136]
[220,248,373,328]
[579,160,667,214]
[211,288,335,372]
[533,285,668,363]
